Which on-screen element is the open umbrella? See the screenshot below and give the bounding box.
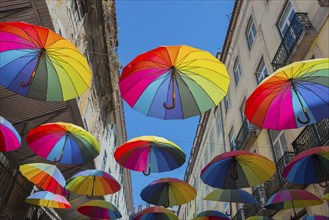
[204,189,259,205]
[0,116,21,152]
[26,122,100,164]
[245,58,329,130]
[140,177,196,207]
[77,200,122,220]
[264,189,324,219]
[119,45,230,119]
[322,193,329,201]
[66,169,121,198]
[0,21,91,101]
[20,163,67,195]
[303,216,329,220]
[25,191,70,208]
[114,136,185,175]
[133,206,178,220]
[246,217,272,220]
[193,211,231,220]
[283,146,329,187]
[200,150,276,189]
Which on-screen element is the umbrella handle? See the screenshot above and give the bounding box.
[297,108,310,124]
[143,166,151,176]
[163,71,176,110]
[225,211,231,216]
[163,94,176,109]
[54,134,68,164]
[319,181,328,188]
[21,48,46,87]
[231,162,238,180]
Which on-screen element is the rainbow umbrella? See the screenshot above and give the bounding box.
[25,191,70,208]
[0,22,91,101]
[66,169,121,198]
[140,178,196,207]
[119,45,230,119]
[0,116,21,152]
[246,217,272,220]
[204,189,259,205]
[19,163,67,195]
[283,146,329,186]
[303,216,329,220]
[193,211,231,220]
[26,122,100,164]
[134,206,178,220]
[245,58,329,130]
[264,189,324,219]
[77,200,122,220]
[322,193,329,201]
[114,136,185,175]
[200,150,276,189]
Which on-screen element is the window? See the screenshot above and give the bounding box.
[224,92,231,112]
[270,130,288,162]
[233,58,243,85]
[278,1,296,38]
[246,16,257,49]
[101,151,107,171]
[256,57,269,84]
[229,127,236,150]
[217,111,223,137]
[210,133,215,153]
[240,98,246,121]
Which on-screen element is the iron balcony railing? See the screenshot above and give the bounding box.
[232,208,244,220]
[292,118,329,155]
[235,118,257,150]
[271,13,314,70]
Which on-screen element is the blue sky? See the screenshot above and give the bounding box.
[116,0,234,207]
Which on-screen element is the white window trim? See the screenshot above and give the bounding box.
[233,57,243,85]
[246,16,257,49]
[278,1,296,38]
[256,57,269,84]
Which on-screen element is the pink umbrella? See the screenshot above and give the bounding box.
[0,116,21,152]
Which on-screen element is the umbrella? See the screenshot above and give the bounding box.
[204,189,259,205]
[66,169,121,198]
[19,163,67,195]
[264,189,324,219]
[246,217,272,220]
[26,122,100,164]
[133,206,178,220]
[140,177,196,207]
[0,21,91,101]
[77,200,122,220]
[114,135,185,175]
[119,45,230,119]
[283,146,329,186]
[303,216,329,220]
[0,116,21,152]
[25,191,70,208]
[322,193,329,201]
[200,150,276,189]
[245,58,329,130]
[193,211,231,220]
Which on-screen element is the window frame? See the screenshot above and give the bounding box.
[270,130,288,162]
[224,91,231,113]
[233,57,243,85]
[245,16,257,49]
[255,57,269,84]
[229,127,236,150]
[277,1,296,38]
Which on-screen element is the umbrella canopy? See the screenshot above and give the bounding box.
[19,163,66,195]
[193,211,231,220]
[77,200,122,220]
[283,146,329,185]
[26,122,100,164]
[0,21,91,101]
[204,189,259,205]
[114,136,185,175]
[246,217,272,220]
[0,116,21,152]
[25,191,70,208]
[322,193,329,201]
[200,150,276,189]
[119,45,230,119]
[133,206,178,220]
[264,189,323,218]
[140,177,196,207]
[303,216,329,220]
[245,58,329,130]
[66,169,121,197]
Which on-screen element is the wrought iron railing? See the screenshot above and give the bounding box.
[271,13,314,70]
[292,118,329,154]
[243,203,261,219]
[235,118,257,150]
[232,209,244,220]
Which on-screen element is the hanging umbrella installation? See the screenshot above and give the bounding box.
[140,177,196,207]
[119,45,230,119]
[0,116,21,152]
[193,211,231,220]
[25,191,70,208]
[77,200,122,220]
[245,58,329,130]
[114,135,186,175]
[303,216,329,220]
[264,189,324,219]
[200,150,276,189]
[26,122,100,164]
[20,163,67,195]
[246,217,272,220]
[66,169,121,198]
[133,206,178,220]
[0,21,92,101]
[283,146,329,187]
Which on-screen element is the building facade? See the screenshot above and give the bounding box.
[178,0,329,219]
[0,0,133,219]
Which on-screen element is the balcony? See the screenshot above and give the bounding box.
[271,13,316,70]
[292,118,329,155]
[235,118,257,150]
